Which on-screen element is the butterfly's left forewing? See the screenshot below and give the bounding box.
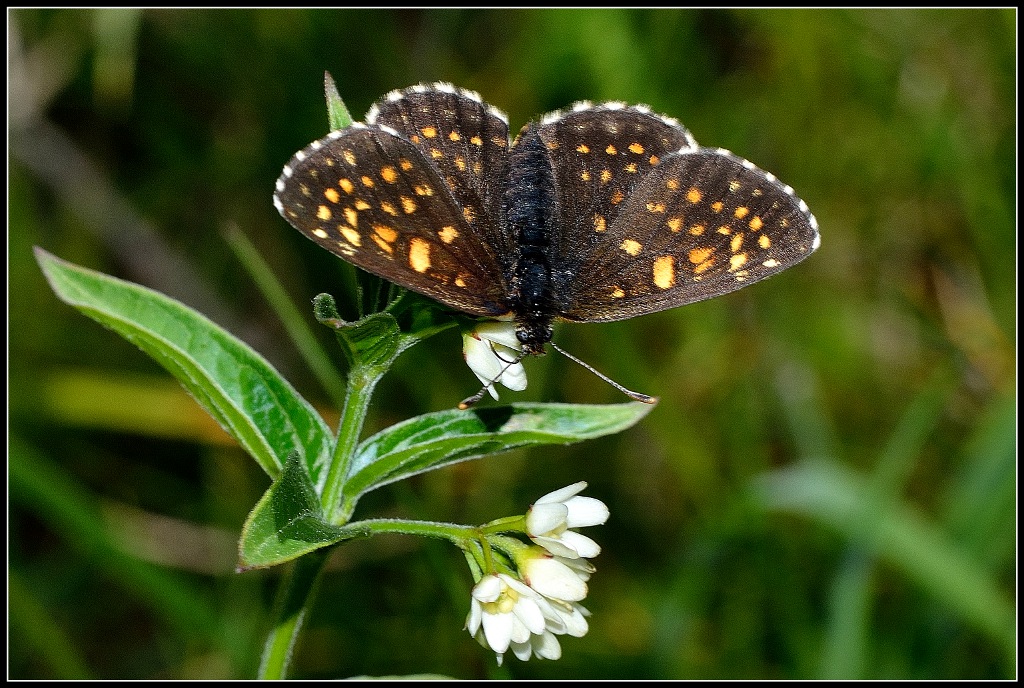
[367,84,513,261]
[274,125,511,317]
[560,148,820,322]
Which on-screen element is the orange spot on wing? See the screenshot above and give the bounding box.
[373,224,398,242]
[688,247,714,264]
[620,239,642,256]
[409,238,431,272]
[653,255,676,289]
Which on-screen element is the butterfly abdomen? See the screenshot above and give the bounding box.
[502,125,560,354]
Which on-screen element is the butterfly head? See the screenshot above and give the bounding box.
[515,319,553,357]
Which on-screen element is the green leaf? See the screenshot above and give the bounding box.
[313,296,402,372]
[313,297,455,378]
[333,311,404,371]
[324,70,353,131]
[35,248,333,484]
[238,452,357,569]
[344,402,654,502]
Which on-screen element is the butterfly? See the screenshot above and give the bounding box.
[274,83,820,399]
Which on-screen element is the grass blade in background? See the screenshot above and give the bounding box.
[752,460,1015,666]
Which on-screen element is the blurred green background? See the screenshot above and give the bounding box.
[8,8,1015,680]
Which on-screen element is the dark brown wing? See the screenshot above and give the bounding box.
[560,147,820,322]
[367,83,513,259]
[274,124,511,317]
[533,103,698,270]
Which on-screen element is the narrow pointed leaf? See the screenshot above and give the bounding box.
[324,71,353,131]
[35,248,333,485]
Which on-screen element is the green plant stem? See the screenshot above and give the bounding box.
[481,515,526,534]
[258,547,332,680]
[258,313,390,677]
[321,365,381,522]
[348,518,477,542]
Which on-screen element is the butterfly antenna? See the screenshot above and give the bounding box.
[549,341,658,405]
[458,351,527,410]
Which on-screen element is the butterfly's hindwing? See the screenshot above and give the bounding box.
[561,148,820,322]
[274,125,510,317]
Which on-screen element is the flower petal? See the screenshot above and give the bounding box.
[526,502,569,536]
[498,573,534,596]
[535,597,568,635]
[466,599,483,635]
[463,326,527,395]
[464,335,504,382]
[509,614,531,644]
[481,608,514,654]
[471,574,502,603]
[532,631,562,660]
[535,481,588,505]
[474,321,522,349]
[510,639,533,662]
[550,603,590,637]
[512,595,547,636]
[531,535,582,559]
[558,530,602,559]
[563,495,610,528]
[523,556,588,602]
[556,555,595,582]
[495,358,527,391]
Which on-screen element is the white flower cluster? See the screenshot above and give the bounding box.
[466,482,608,665]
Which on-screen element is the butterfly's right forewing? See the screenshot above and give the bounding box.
[562,148,820,322]
[535,105,697,270]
